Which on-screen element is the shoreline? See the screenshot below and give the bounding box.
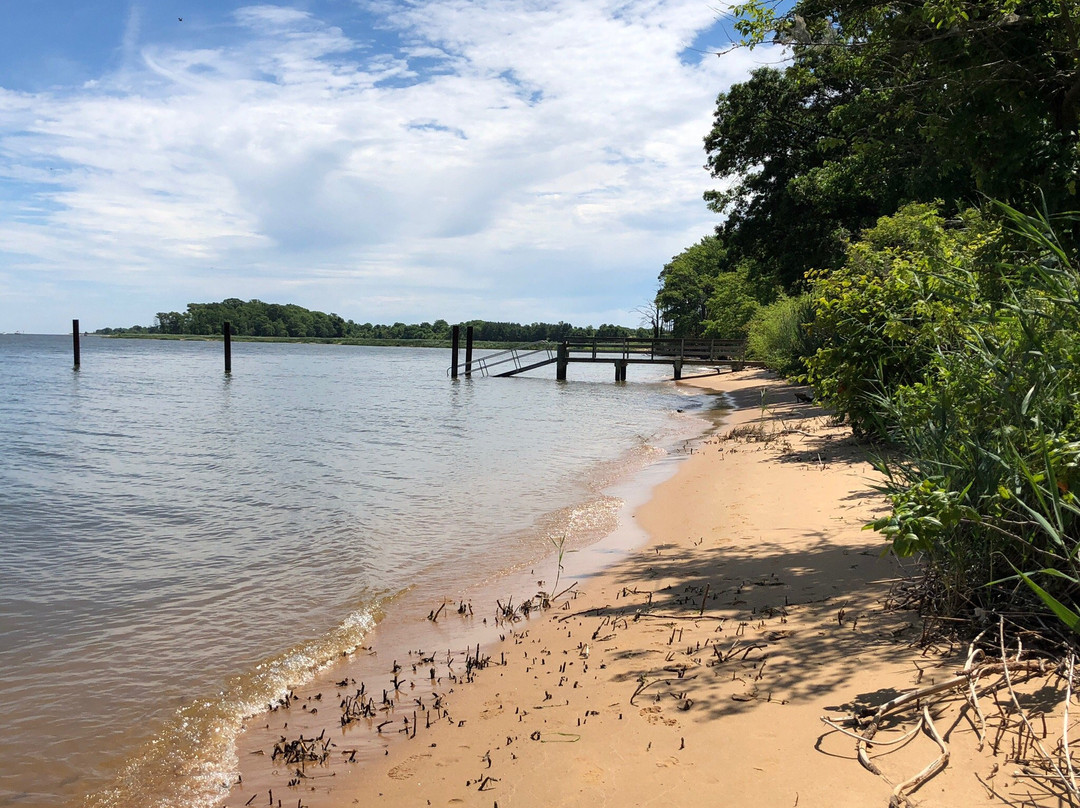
[220,368,1032,808]
[215,377,725,807]
[63,357,711,808]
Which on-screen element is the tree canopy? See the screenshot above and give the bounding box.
[95,300,652,343]
[656,0,1080,335]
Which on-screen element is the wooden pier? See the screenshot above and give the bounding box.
[448,337,763,381]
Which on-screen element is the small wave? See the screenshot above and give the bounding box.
[83,604,382,808]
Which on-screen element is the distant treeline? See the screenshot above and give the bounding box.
[94,299,652,342]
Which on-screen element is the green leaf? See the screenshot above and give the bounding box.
[1013,567,1080,634]
[1021,384,1036,416]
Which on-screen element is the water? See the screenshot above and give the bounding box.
[0,335,719,808]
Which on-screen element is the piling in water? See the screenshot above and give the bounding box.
[451,325,460,379]
[224,322,232,374]
[465,326,474,377]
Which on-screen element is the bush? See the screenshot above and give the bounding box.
[863,203,1080,624]
[799,199,1080,627]
[745,293,819,377]
[806,203,1003,436]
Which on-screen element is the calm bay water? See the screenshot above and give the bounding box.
[0,335,717,808]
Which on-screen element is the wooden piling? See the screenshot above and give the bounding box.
[72,319,80,369]
[451,325,460,379]
[465,326,474,377]
[223,321,232,374]
[556,342,568,381]
[673,360,682,381]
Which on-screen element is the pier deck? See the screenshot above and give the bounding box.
[448,337,765,381]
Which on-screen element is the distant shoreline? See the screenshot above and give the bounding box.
[97,332,534,349]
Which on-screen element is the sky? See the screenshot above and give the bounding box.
[0,0,774,333]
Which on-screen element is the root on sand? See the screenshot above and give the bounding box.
[822,618,1077,807]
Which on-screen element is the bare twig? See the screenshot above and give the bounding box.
[1064,654,1078,793]
[888,705,949,806]
[998,617,1065,783]
[820,714,925,747]
[629,674,699,705]
[964,632,989,749]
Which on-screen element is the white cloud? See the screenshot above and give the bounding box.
[0,0,776,332]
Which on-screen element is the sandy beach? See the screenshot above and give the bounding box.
[221,369,1066,808]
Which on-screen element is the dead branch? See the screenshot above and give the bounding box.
[998,618,1070,788]
[850,656,1048,785]
[1064,654,1078,794]
[821,714,924,747]
[888,705,949,807]
[629,674,699,705]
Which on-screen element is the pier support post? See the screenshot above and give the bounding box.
[72,319,80,370]
[556,342,568,381]
[615,360,627,382]
[451,325,460,378]
[465,325,474,377]
[223,321,232,374]
[673,360,682,380]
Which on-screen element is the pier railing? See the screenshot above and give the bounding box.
[561,337,746,361]
[447,341,558,378]
[446,336,751,380]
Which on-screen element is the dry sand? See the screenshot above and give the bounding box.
[222,369,1068,808]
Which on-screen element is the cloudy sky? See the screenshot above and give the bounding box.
[0,0,770,333]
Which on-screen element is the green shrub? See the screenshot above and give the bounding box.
[865,202,1080,624]
[800,198,1080,627]
[744,294,819,376]
[807,203,1003,436]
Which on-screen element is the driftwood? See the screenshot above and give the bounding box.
[885,705,948,808]
[822,618,1066,807]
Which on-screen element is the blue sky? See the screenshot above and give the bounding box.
[0,1,771,332]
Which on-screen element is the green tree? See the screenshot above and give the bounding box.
[154,311,187,334]
[705,0,1080,295]
[702,264,765,339]
[655,236,730,335]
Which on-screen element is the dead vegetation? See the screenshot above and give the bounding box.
[823,617,1080,807]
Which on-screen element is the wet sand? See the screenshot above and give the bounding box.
[220,369,1057,808]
